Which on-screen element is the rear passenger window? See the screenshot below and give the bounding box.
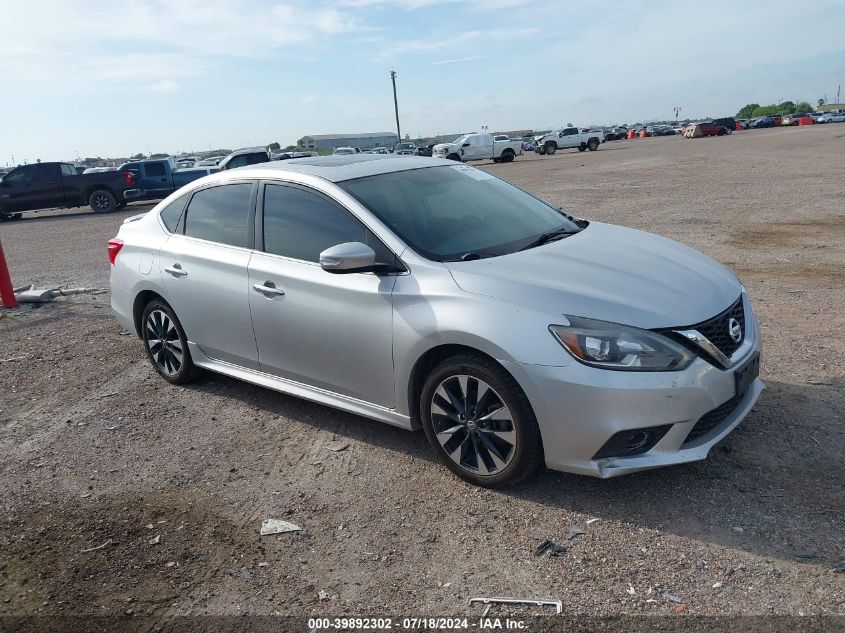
[262,184,392,264]
[145,162,166,177]
[159,195,188,233]
[184,184,252,247]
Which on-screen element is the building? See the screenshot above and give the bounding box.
[297,132,399,151]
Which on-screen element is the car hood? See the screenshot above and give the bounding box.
[443,222,742,329]
[432,143,456,151]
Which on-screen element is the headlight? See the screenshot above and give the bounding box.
[549,316,694,371]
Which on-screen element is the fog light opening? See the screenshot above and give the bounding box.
[592,424,673,460]
[624,430,650,451]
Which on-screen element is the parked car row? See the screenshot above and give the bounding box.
[0,147,277,218]
[0,162,138,220]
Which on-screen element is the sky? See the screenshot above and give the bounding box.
[2,0,844,163]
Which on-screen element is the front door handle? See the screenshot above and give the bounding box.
[253,282,285,296]
[164,264,188,277]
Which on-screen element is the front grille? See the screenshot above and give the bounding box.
[683,393,742,444]
[694,296,745,357]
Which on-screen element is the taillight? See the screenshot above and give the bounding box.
[123,170,136,186]
[107,238,124,265]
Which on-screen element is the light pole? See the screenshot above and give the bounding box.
[673,106,681,121]
[390,70,401,141]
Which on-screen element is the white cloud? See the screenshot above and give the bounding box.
[301,95,317,103]
[149,80,181,92]
[431,55,485,65]
[0,0,360,89]
[373,27,537,60]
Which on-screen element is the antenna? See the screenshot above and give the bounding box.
[390,70,401,140]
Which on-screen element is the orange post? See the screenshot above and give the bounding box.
[627,129,636,140]
[639,129,647,138]
[0,240,17,308]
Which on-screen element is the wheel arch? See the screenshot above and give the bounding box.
[407,343,524,430]
[85,185,116,200]
[132,289,166,337]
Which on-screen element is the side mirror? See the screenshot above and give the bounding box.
[320,242,377,274]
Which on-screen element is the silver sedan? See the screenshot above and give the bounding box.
[109,156,763,486]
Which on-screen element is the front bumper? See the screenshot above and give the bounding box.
[501,299,764,478]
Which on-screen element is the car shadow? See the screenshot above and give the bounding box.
[185,372,843,568]
[502,377,845,568]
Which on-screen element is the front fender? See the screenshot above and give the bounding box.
[390,268,572,417]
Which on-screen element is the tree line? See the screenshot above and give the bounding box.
[736,101,815,119]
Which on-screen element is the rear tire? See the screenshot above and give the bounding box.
[587,138,599,151]
[420,353,543,487]
[89,190,116,213]
[141,299,196,385]
[578,145,586,152]
[501,150,515,163]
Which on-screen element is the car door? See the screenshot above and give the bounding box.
[158,181,259,369]
[141,161,172,199]
[470,135,489,160]
[560,128,579,148]
[0,164,41,211]
[248,181,398,407]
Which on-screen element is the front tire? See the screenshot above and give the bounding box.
[446,154,462,162]
[89,190,116,213]
[141,299,195,385]
[544,142,557,155]
[420,353,543,487]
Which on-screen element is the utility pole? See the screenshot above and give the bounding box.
[390,70,401,141]
[673,106,681,121]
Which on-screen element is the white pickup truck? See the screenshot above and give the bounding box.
[432,133,522,163]
[534,126,604,155]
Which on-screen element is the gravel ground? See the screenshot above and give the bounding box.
[0,126,843,626]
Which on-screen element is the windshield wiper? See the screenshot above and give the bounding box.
[519,227,580,252]
[441,251,497,262]
[458,251,497,261]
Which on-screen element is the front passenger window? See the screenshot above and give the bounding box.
[262,184,393,265]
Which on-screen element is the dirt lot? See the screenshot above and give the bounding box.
[1,126,843,627]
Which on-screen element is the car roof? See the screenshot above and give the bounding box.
[226,155,452,183]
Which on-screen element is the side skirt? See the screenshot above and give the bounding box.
[188,342,414,431]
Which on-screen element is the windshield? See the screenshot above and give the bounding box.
[450,135,469,146]
[339,165,581,262]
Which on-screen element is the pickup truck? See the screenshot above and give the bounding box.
[0,162,138,220]
[216,147,270,170]
[119,158,215,204]
[534,126,604,155]
[432,133,522,163]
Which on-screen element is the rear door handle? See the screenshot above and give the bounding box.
[253,282,284,296]
[164,264,188,277]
